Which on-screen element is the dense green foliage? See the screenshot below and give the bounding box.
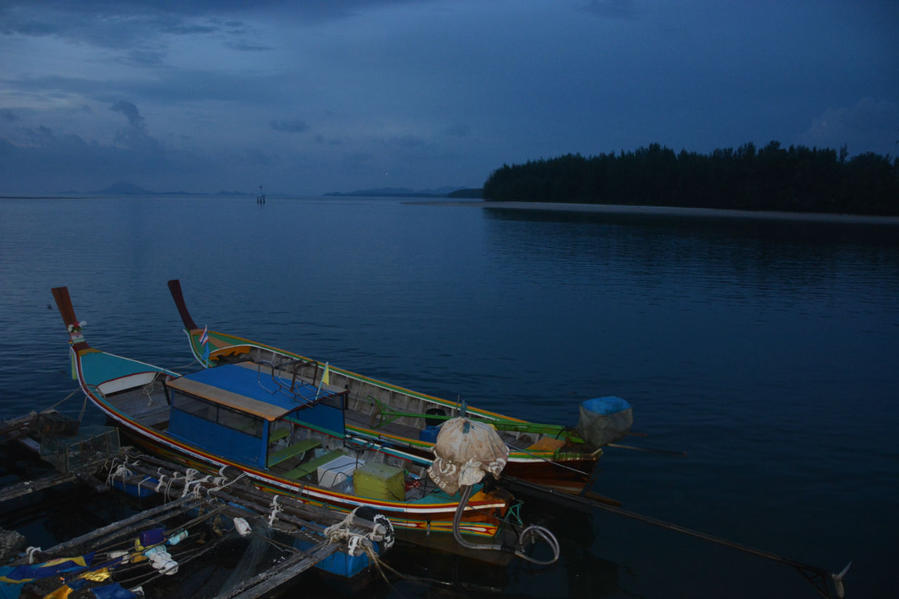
[483,142,899,215]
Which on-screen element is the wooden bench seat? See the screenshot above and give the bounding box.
[269,426,290,443]
[267,438,321,467]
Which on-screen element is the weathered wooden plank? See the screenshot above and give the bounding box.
[24,494,199,563]
[0,472,78,503]
[214,542,340,599]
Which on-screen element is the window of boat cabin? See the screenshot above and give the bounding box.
[217,404,264,438]
[170,390,263,438]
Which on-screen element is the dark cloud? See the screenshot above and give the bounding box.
[0,4,223,49]
[444,123,470,137]
[0,0,426,50]
[383,134,427,148]
[239,148,279,167]
[110,100,146,131]
[2,69,281,105]
[20,125,57,146]
[0,127,196,194]
[270,119,309,133]
[227,40,271,52]
[798,97,899,156]
[314,134,344,145]
[1,1,895,195]
[582,0,637,19]
[121,49,167,67]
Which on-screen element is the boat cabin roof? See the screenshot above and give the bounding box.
[166,362,326,422]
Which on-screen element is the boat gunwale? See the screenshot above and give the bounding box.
[185,329,530,424]
[71,346,508,525]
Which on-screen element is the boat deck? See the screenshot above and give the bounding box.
[104,387,170,429]
[344,410,421,440]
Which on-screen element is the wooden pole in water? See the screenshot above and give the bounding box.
[497,475,847,598]
[213,542,340,599]
[23,494,199,563]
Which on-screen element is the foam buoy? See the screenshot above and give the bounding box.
[233,517,252,537]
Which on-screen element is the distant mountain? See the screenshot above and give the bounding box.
[326,186,479,198]
[447,188,483,199]
[92,182,253,196]
[95,181,154,195]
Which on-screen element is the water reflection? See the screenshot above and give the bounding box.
[481,207,899,318]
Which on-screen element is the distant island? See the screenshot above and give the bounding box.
[483,142,899,216]
[90,182,250,197]
[326,186,482,198]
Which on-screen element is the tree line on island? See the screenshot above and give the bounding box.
[482,142,899,215]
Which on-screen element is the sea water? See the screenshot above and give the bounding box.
[1,195,897,598]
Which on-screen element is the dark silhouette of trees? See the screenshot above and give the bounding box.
[482,142,899,215]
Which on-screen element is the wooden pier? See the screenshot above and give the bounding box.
[0,440,394,599]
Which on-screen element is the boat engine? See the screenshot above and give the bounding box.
[576,396,633,447]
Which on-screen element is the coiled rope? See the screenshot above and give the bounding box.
[451,484,560,565]
[323,507,396,583]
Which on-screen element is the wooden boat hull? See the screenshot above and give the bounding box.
[168,280,601,494]
[52,287,509,541]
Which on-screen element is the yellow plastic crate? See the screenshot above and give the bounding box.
[353,462,405,501]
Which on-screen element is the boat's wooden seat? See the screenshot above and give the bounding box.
[269,426,290,443]
[344,410,421,441]
[282,450,344,481]
[268,438,320,467]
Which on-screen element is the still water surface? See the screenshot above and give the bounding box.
[1,196,897,597]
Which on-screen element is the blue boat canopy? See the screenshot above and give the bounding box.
[167,362,333,422]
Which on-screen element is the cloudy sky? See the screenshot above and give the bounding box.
[1,0,896,195]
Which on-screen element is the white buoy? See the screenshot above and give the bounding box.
[233,517,252,537]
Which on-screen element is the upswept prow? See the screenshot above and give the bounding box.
[51,286,90,352]
[167,279,198,330]
[47,286,517,546]
[166,279,610,495]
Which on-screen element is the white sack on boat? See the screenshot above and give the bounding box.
[427,417,509,495]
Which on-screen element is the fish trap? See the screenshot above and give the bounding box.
[39,425,120,473]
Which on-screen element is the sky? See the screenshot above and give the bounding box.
[0,0,897,195]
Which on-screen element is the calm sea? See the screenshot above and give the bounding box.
[1,196,897,598]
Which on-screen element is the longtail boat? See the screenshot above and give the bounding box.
[51,287,511,540]
[168,280,629,495]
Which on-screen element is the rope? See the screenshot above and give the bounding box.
[46,388,79,411]
[164,473,183,501]
[321,507,396,583]
[208,471,248,494]
[136,476,153,495]
[323,508,390,583]
[373,558,504,594]
[267,495,282,526]
[170,360,200,370]
[514,524,560,565]
[506,440,591,478]
[182,471,212,498]
[179,468,199,497]
[451,485,560,565]
[105,457,134,488]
